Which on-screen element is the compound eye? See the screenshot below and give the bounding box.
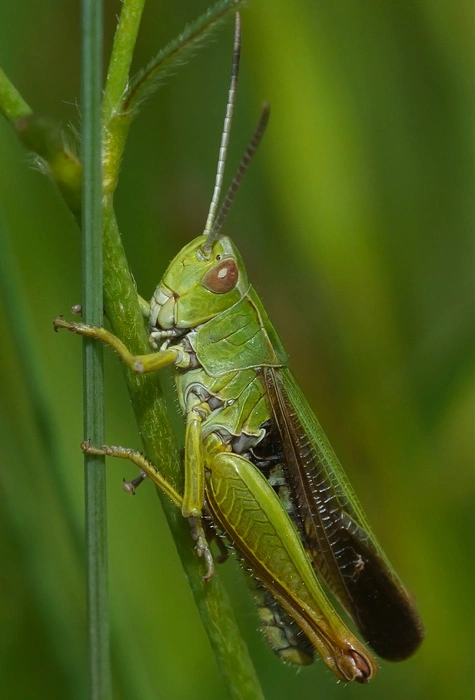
[201,257,239,293]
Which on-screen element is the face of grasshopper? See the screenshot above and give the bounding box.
[149,234,249,331]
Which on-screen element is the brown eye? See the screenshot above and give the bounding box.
[201,258,239,293]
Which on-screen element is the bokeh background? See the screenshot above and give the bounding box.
[0,1,473,698]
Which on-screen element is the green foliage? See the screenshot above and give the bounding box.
[0,1,472,699]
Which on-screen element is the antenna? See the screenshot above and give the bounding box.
[207,102,270,244]
[202,12,241,238]
[201,15,270,255]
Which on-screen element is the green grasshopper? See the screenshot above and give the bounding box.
[55,13,424,684]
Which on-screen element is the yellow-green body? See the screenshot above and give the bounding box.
[178,288,285,444]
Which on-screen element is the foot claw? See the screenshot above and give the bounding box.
[123,472,147,495]
[53,315,64,332]
[188,516,215,581]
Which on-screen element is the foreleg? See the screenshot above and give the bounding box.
[54,316,190,373]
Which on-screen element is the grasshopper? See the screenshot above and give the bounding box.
[55,13,424,684]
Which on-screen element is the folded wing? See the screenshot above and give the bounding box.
[265,367,424,661]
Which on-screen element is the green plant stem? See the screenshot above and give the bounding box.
[0,66,32,121]
[15,115,82,216]
[0,69,81,214]
[81,1,110,699]
[102,0,146,122]
[101,0,145,198]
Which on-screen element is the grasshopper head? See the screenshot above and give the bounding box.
[149,234,249,332]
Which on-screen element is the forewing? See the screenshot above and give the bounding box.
[265,367,424,661]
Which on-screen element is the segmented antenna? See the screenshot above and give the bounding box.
[202,12,241,239]
[207,102,270,244]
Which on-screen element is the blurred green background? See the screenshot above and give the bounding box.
[0,1,473,698]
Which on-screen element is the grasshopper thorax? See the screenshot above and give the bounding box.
[149,234,249,332]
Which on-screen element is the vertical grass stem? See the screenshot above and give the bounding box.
[81,2,111,699]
